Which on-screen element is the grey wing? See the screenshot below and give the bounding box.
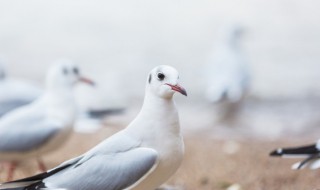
[0,100,32,117]
[44,148,158,190]
[0,119,61,152]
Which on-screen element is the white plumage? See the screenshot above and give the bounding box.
[0,60,42,117]
[205,25,250,104]
[0,60,94,181]
[0,65,187,190]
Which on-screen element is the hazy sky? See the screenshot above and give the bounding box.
[0,0,320,99]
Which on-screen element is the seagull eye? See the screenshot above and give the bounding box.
[157,72,165,81]
[73,67,79,75]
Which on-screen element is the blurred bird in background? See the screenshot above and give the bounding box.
[0,65,186,190]
[59,60,126,134]
[0,56,125,134]
[270,139,320,170]
[0,57,42,117]
[205,24,251,125]
[0,60,94,181]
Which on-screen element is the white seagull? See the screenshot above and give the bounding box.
[0,60,94,181]
[0,65,187,190]
[270,139,320,170]
[205,25,251,124]
[0,60,42,117]
[205,25,250,104]
[0,57,122,121]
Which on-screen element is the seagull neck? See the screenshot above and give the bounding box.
[142,91,174,112]
[44,88,76,125]
[46,87,74,101]
[129,91,181,136]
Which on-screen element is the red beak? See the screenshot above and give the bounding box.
[79,76,95,86]
[166,83,187,96]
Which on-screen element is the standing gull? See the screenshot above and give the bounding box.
[270,139,320,170]
[205,25,250,124]
[0,60,42,117]
[0,61,94,181]
[205,25,250,103]
[0,57,123,120]
[0,65,187,190]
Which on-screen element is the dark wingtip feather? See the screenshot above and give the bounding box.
[0,162,73,189]
[270,143,319,157]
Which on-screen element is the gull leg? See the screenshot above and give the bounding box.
[37,158,47,172]
[6,162,17,181]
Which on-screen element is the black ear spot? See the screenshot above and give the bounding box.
[157,72,165,81]
[63,68,68,75]
[73,67,79,75]
[148,74,152,83]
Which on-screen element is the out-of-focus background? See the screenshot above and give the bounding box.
[0,0,320,189]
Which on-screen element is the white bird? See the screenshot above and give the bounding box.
[205,25,250,103]
[0,57,123,120]
[0,65,187,190]
[205,25,250,123]
[0,60,94,181]
[0,60,42,117]
[0,57,122,135]
[270,139,320,170]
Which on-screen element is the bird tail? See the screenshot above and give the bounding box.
[270,143,319,157]
[0,181,66,190]
[0,180,45,190]
[0,162,72,190]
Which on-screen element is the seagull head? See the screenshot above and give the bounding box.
[46,59,95,90]
[221,24,244,46]
[147,65,187,99]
